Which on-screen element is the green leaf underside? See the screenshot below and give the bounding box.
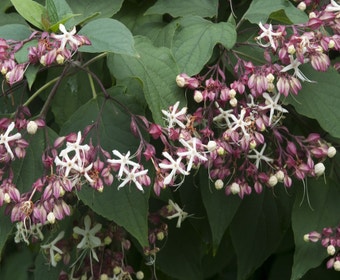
[78,18,136,56]
[285,66,340,138]
[171,16,237,76]
[144,0,219,18]
[60,95,149,248]
[0,24,31,40]
[107,35,185,125]
[244,0,308,24]
[291,179,340,280]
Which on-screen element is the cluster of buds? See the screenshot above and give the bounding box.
[304,225,340,271]
[0,23,90,85]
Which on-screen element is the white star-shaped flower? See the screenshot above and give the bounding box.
[259,92,288,125]
[177,137,208,171]
[325,0,340,12]
[256,22,282,50]
[247,143,273,169]
[73,215,102,262]
[162,101,187,129]
[159,152,189,185]
[107,150,140,179]
[0,122,21,159]
[41,231,65,267]
[53,24,79,51]
[213,102,233,127]
[229,109,252,139]
[166,199,190,228]
[280,55,315,82]
[59,131,90,164]
[117,166,148,192]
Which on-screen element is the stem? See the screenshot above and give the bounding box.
[88,71,97,99]
[82,52,108,68]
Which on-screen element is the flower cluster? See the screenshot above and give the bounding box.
[304,225,340,271]
[0,24,90,85]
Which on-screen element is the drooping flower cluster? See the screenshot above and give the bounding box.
[0,24,90,85]
[304,225,340,271]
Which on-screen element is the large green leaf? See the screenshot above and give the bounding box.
[10,0,46,30]
[285,66,340,138]
[107,35,185,125]
[0,0,26,26]
[171,16,237,76]
[291,178,340,280]
[0,24,31,40]
[200,171,241,252]
[60,94,150,248]
[230,188,293,280]
[0,208,12,262]
[78,18,137,56]
[67,0,124,26]
[243,0,308,24]
[145,0,219,18]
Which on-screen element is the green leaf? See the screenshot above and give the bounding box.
[200,171,241,252]
[230,188,292,280]
[78,18,136,56]
[107,35,186,125]
[0,208,12,262]
[24,64,39,90]
[66,0,124,26]
[45,0,58,26]
[14,40,38,64]
[285,66,340,138]
[10,0,46,30]
[291,178,340,280]
[0,1,26,26]
[145,0,219,18]
[60,94,149,248]
[171,16,237,76]
[0,24,31,40]
[243,0,308,24]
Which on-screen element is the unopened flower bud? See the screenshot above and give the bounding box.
[56,54,65,64]
[27,120,38,135]
[59,186,65,197]
[249,140,257,150]
[334,260,340,271]
[266,73,275,83]
[275,170,285,182]
[206,140,217,151]
[54,253,62,263]
[327,146,336,158]
[268,175,278,187]
[194,90,203,103]
[136,271,144,280]
[157,231,165,241]
[113,266,121,275]
[104,236,112,245]
[229,89,236,98]
[215,179,224,190]
[176,74,186,87]
[230,182,240,195]
[217,146,225,156]
[100,274,109,280]
[314,162,325,176]
[47,212,56,224]
[327,245,336,256]
[297,2,306,11]
[328,40,335,49]
[309,12,316,19]
[4,193,11,203]
[303,234,310,242]
[287,45,296,54]
[229,97,237,107]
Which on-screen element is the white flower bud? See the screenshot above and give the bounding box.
[334,260,340,271]
[217,146,225,156]
[56,54,65,65]
[266,73,275,83]
[176,75,186,87]
[275,170,285,182]
[328,146,336,158]
[303,234,310,242]
[328,40,335,49]
[100,274,109,280]
[229,97,237,107]
[297,2,306,11]
[249,139,257,150]
[113,266,121,275]
[268,175,278,187]
[194,90,203,103]
[287,45,296,54]
[230,182,240,195]
[206,140,217,151]
[27,120,38,135]
[4,193,11,203]
[136,271,144,280]
[314,162,325,177]
[309,12,316,19]
[47,212,56,224]
[327,245,336,256]
[229,89,236,98]
[215,179,224,190]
